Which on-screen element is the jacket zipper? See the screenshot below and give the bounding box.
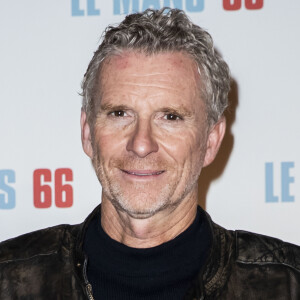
[82,256,95,300]
[86,283,94,300]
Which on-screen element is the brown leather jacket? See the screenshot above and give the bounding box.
[1,205,300,299]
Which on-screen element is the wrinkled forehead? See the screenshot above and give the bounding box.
[97,50,203,99]
[103,50,198,73]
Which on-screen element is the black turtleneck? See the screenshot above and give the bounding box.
[83,206,211,300]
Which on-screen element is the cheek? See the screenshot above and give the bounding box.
[159,128,205,163]
[93,130,126,163]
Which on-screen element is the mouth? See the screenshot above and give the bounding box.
[121,170,165,176]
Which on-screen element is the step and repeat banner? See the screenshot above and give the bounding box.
[1,0,299,244]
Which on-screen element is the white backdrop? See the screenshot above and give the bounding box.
[0,0,299,245]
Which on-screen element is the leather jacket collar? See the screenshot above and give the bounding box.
[71,204,233,299]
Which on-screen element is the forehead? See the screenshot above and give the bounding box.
[97,51,205,115]
[100,51,201,89]
[103,51,197,73]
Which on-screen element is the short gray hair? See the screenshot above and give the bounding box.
[81,8,231,126]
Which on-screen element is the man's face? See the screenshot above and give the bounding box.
[82,51,222,218]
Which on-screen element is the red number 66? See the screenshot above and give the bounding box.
[223,0,263,10]
[33,168,73,208]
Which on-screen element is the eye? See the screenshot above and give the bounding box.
[164,113,181,121]
[109,110,127,117]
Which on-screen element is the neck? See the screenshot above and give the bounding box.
[100,191,198,248]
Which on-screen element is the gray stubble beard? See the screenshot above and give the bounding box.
[91,148,202,219]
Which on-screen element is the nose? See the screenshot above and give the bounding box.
[126,118,159,158]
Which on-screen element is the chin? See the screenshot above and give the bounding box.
[108,191,171,219]
[102,178,174,216]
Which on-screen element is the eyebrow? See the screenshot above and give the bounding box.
[159,106,193,117]
[99,103,130,112]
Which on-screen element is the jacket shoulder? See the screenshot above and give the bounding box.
[236,230,300,272]
[0,224,81,264]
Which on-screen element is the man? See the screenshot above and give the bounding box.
[0,8,299,300]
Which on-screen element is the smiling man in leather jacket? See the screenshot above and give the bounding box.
[0,8,300,300]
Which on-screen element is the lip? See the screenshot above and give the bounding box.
[121,169,165,177]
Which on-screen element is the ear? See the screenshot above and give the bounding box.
[80,109,93,159]
[203,116,226,167]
